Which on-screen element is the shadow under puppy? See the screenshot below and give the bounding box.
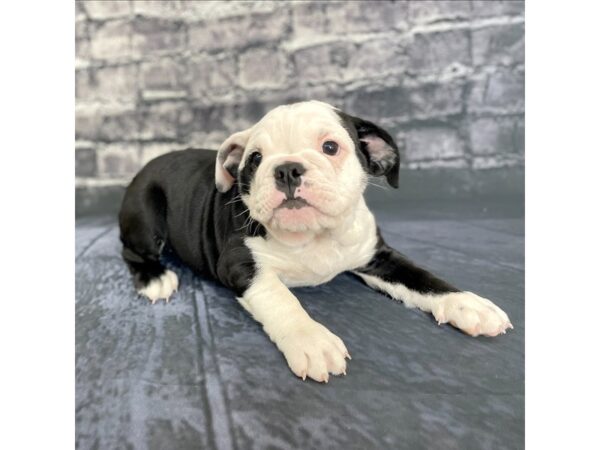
[119,100,512,383]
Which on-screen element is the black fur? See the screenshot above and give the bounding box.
[336,111,400,188]
[355,230,459,294]
[119,149,263,296]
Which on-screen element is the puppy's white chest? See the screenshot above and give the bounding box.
[246,205,378,287]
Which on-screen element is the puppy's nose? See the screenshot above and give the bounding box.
[274,162,306,198]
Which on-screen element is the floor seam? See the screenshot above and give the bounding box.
[193,280,237,450]
[75,225,114,261]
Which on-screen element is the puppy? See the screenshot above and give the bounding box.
[119,101,512,383]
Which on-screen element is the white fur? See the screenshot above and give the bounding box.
[240,197,377,382]
[238,270,349,383]
[355,273,513,337]
[245,196,377,287]
[138,270,179,304]
[215,128,252,192]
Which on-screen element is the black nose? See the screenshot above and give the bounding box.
[274,162,306,198]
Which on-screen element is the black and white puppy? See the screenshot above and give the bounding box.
[119,101,512,383]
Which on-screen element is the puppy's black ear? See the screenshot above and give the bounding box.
[344,114,400,188]
[215,128,251,192]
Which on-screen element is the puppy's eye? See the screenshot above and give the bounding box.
[249,151,262,166]
[322,140,339,156]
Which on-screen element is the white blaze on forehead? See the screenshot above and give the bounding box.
[245,101,347,156]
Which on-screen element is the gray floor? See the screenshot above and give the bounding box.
[76,195,524,450]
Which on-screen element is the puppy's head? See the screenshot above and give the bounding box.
[215,101,399,234]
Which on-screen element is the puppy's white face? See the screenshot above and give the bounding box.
[238,101,367,234]
[215,100,400,239]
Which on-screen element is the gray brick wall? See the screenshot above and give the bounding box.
[75,0,524,187]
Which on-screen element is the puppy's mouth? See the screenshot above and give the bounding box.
[276,197,310,210]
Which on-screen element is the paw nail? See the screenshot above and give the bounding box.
[346,352,352,360]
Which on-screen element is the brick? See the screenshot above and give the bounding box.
[468,68,524,114]
[98,109,139,141]
[89,19,131,60]
[347,38,407,80]
[76,1,86,20]
[140,57,188,99]
[75,107,100,141]
[405,125,465,161]
[76,18,88,41]
[345,86,411,120]
[292,2,327,37]
[81,1,131,20]
[331,1,408,33]
[75,147,97,177]
[97,144,140,178]
[133,1,278,20]
[408,79,465,120]
[188,54,237,97]
[76,20,91,61]
[76,64,138,103]
[139,101,193,141]
[293,42,353,84]
[187,102,267,143]
[472,23,524,66]
[472,1,524,18]
[408,1,471,24]
[185,104,240,146]
[292,1,408,36]
[239,48,287,89]
[191,104,230,134]
[186,130,229,150]
[140,143,177,166]
[189,10,288,52]
[132,17,186,56]
[76,105,139,141]
[294,84,346,110]
[408,29,470,74]
[469,116,524,156]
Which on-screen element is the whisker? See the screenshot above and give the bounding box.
[225,195,243,206]
[234,208,250,218]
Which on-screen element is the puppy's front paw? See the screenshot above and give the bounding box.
[433,291,513,337]
[275,320,350,383]
[138,270,178,304]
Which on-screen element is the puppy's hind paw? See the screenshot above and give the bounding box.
[138,270,179,304]
[433,291,512,337]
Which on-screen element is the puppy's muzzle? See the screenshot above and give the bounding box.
[274,162,306,199]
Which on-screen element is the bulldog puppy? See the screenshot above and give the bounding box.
[119,101,512,383]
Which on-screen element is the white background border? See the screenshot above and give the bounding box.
[0,1,74,448]
[526,1,600,448]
